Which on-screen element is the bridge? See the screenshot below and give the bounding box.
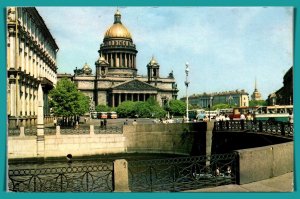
[213,120,293,140]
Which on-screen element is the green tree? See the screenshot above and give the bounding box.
[212,103,232,110]
[95,104,111,112]
[49,78,90,125]
[134,101,151,118]
[249,100,267,107]
[168,99,186,116]
[116,101,136,118]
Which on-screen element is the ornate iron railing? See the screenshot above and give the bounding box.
[128,153,238,192]
[214,121,293,138]
[96,126,122,134]
[25,128,37,136]
[8,163,114,192]
[8,129,20,136]
[44,127,56,135]
[60,128,90,135]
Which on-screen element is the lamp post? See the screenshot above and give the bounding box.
[185,62,190,122]
[209,96,213,121]
[228,95,233,108]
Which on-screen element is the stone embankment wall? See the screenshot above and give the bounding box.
[8,123,207,159]
[122,123,202,155]
[236,141,293,184]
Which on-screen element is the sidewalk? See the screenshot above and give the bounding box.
[185,172,293,192]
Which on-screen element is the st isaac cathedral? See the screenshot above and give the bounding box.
[58,10,178,110]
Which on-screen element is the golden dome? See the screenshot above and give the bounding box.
[83,62,90,69]
[148,56,159,66]
[104,10,132,39]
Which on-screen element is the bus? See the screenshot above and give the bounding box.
[218,108,233,116]
[108,111,118,119]
[253,105,293,122]
[98,112,108,119]
[231,106,258,120]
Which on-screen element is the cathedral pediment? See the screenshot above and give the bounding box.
[112,79,157,91]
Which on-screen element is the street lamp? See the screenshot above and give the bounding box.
[228,95,233,108]
[185,62,190,122]
[209,96,213,121]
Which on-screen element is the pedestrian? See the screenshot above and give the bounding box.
[225,114,230,130]
[225,166,232,177]
[240,112,246,130]
[100,120,104,128]
[132,119,137,125]
[53,117,57,126]
[288,110,293,126]
[219,113,225,130]
[124,119,128,125]
[104,118,107,129]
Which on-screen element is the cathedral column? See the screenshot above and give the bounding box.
[25,44,29,74]
[110,53,113,67]
[137,94,140,102]
[119,53,122,67]
[112,93,115,107]
[125,53,127,67]
[20,38,25,71]
[128,54,131,68]
[115,53,118,67]
[119,94,121,106]
[21,83,25,116]
[125,93,127,101]
[143,94,146,102]
[133,55,136,68]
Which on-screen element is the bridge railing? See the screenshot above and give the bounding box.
[214,120,293,138]
[8,162,114,192]
[128,153,238,192]
[7,125,123,137]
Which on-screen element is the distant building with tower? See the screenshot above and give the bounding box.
[251,79,262,101]
[181,89,249,108]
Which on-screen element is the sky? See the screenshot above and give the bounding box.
[36,6,294,99]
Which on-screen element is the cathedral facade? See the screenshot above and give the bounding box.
[58,10,178,110]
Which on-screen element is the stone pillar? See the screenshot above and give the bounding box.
[90,125,94,135]
[119,93,121,105]
[206,121,214,166]
[56,125,60,136]
[20,126,25,137]
[125,53,127,67]
[125,93,127,101]
[113,159,130,192]
[37,83,45,158]
[9,76,16,117]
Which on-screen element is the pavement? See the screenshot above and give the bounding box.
[185,172,294,192]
